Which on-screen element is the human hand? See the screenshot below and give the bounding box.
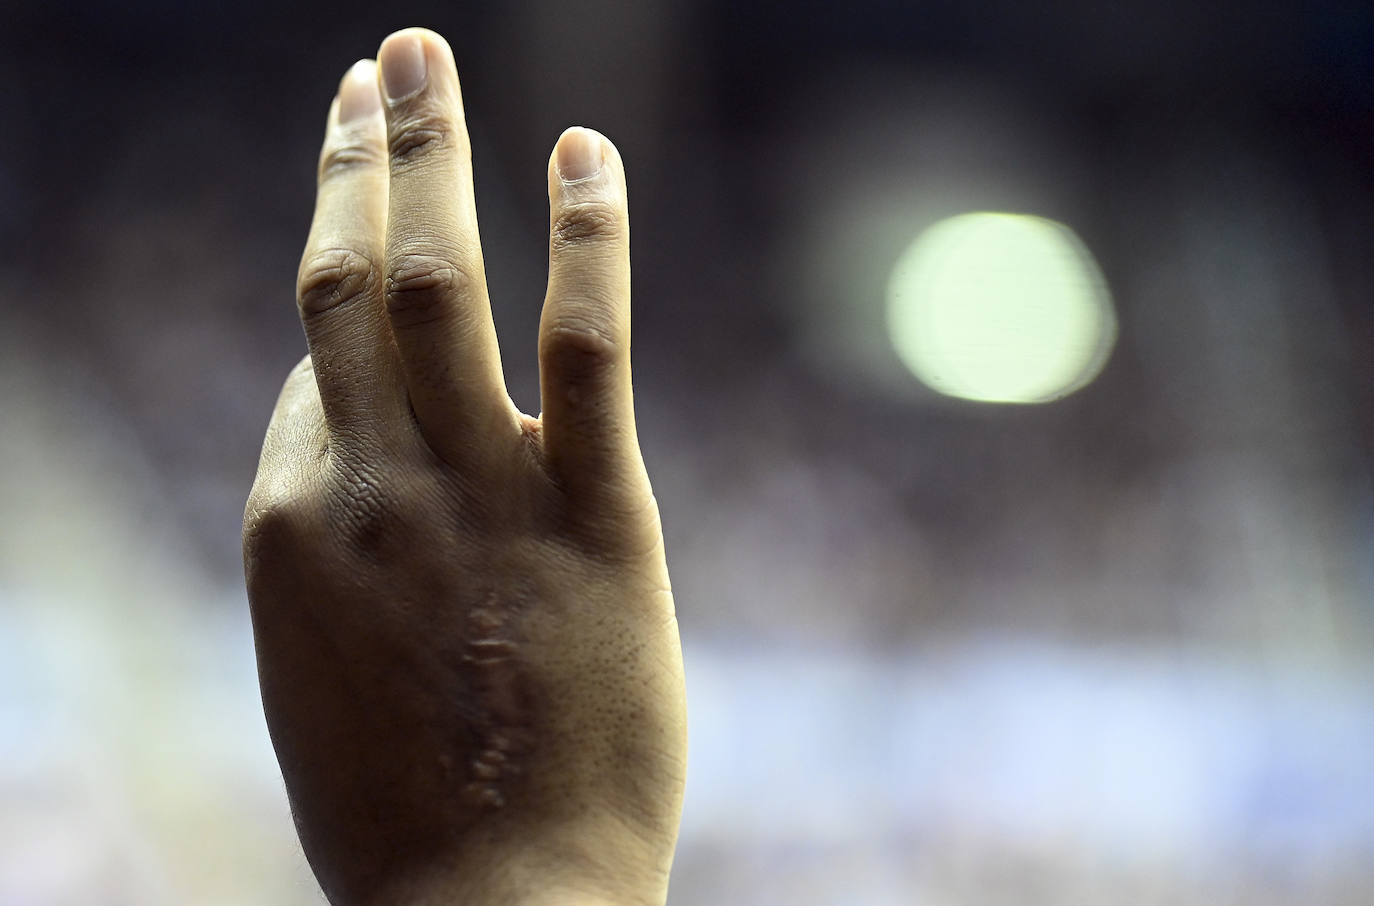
[242,28,685,906]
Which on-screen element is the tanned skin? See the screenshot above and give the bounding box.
[243,29,686,906]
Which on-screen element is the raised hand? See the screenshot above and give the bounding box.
[242,28,685,906]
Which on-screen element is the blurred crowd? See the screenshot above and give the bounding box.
[2,1,1372,903]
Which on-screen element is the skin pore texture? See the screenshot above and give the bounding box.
[242,29,687,906]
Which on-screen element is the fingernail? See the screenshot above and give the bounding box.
[380,32,427,100]
[556,128,604,182]
[338,60,381,123]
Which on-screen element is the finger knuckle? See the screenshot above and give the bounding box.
[242,496,309,588]
[543,321,620,383]
[387,112,454,167]
[297,248,378,319]
[318,140,384,182]
[551,200,623,250]
[326,457,406,557]
[385,252,469,328]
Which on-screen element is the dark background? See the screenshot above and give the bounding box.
[2,2,1372,903]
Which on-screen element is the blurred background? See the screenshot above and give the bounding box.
[2,1,1373,903]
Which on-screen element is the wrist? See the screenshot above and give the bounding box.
[351,859,665,906]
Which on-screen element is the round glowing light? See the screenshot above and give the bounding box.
[886,212,1116,404]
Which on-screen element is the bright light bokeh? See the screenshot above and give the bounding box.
[887,212,1116,403]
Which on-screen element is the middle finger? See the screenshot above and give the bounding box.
[377,28,516,463]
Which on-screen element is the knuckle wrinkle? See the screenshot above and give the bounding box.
[551,202,622,250]
[319,142,383,181]
[298,249,378,319]
[388,114,451,165]
[544,323,619,383]
[385,254,466,328]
